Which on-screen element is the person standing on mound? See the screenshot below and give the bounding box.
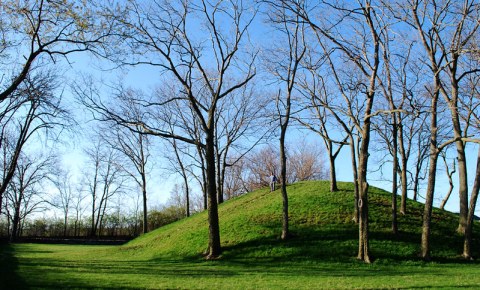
[269,173,277,192]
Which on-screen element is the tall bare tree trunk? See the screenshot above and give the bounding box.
[63,214,68,237]
[266,6,306,241]
[397,94,411,214]
[412,148,424,202]
[399,151,408,214]
[91,199,96,237]
[391,121,398,235]
[421,89,439,261]
[205,130,221,259]
[139,138,149,234]
[350,136,359,224]
[280,126,289,240]
[463,147,480,259]
[357,94,374,263]
[357,176,370,263]
[440,74,468,234]
[452,118,468,234]
[141,174,148,233]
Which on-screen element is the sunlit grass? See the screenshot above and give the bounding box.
[1,181,480,289]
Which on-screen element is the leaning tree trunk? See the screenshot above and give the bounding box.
[463,147,480,259]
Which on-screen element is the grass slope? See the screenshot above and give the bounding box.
[121,181,477,262]
[1,181,480,289]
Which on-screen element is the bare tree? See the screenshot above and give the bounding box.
[0,0,115,219]
[282,0,384,262]
[463,146,480,259]
[408,105,431,203]
[83,137,125,237]
[71,182,88,237]
[299,119,346,192]
[296,54,361,222]
[263,1,307,240]
[396,56,428,214]
[408,0,480,235]
[6,152,52,241]
[401,0,480,259]
[288,140,327,182]
[0,0,112,102]
[460,71,480,259]
[434,1,480,234]
[80,0,258,259]
[165,136,194,217]
[0,70,70,216]
[296,61,347,192]
[155,88,208,212]
[214,86,269,204]
[371,16,421,233]
[241,141,325,193]
[100,108,152,234]
[162,82,268,211]
[244,145,280,191]
[223,157,249,199]
[50,165,75,237]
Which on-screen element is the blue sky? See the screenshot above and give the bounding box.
[38,0,480,220]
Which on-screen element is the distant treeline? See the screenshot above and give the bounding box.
[0,205,187,241]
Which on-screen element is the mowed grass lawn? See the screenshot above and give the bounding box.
[1,243,480,289]
[1,181,480,289]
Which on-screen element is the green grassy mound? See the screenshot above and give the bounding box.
[3,181,480,289]
[118,181,478,262]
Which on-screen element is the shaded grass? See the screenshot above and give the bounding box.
[4,243,480,289]
[2,181,480,289]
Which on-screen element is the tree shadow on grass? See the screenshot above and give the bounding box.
[4,241,480,289]
[218,227,361,264]
[0,242,27,289]
[217,224,480,266]
[370,229,480,264]
[17,257,240,288]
